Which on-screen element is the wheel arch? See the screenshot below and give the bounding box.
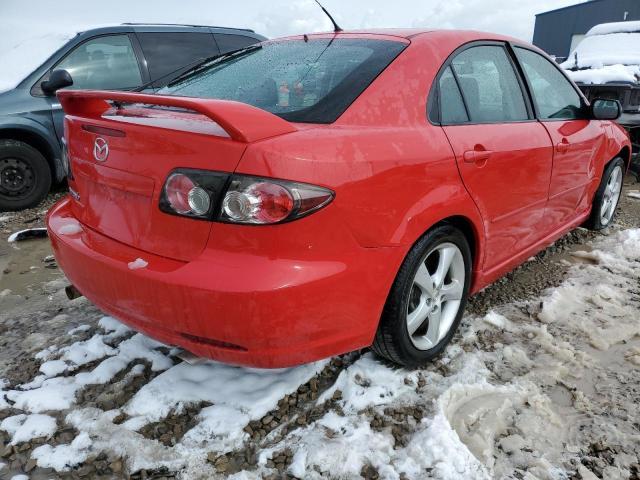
[616,145,631,172]
[404,213,485,288]
[0,126,61,182]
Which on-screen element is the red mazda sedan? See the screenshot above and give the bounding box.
[48,30,630,368]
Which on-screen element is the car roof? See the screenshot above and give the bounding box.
[283,29,525,45]
[73,24,265,40]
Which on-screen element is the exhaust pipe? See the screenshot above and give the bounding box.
[65,284,83,300]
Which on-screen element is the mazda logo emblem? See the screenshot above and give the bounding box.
[93,137,109,162]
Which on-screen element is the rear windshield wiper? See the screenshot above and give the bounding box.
[166,44,262,87]
[134,44,262,93]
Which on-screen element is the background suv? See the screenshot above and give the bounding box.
[0,24,266,211]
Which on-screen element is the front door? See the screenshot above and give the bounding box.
[436,44,554,272]
[47,34,145,143]
[513,46,607,225]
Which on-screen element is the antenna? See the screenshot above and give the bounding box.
[314,0,343,33]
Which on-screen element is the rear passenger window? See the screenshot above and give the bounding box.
[514,47,583,120]
[450,45,529,123]
[439,67,468,123]
[214,34,261,54]
[137,32,219,84]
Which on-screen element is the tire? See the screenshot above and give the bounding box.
[372,225,472,367]
[585,157,625,230]
[0,139,51,211]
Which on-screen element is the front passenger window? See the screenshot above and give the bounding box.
[514,47,583,120]
[55,35,142,91]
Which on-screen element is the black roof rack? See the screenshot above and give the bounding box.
[120,23,255,33]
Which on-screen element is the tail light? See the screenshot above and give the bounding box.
[159,169,228,219]
[160,170,334,224]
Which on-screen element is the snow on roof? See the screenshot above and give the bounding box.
[560,25,640,78]
[565,64,640,85]
[587,20,640,36]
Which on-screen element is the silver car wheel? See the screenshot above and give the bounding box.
[406,242,465,351]
[600,165,623,226]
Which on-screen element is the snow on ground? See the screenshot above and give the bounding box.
[0,413,56,444]
[0,228,639,478]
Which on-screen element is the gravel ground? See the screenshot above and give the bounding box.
[0,174,639,479]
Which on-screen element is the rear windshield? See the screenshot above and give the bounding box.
[160,38,407,123]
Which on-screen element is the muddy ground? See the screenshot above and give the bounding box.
[0,175,639,480]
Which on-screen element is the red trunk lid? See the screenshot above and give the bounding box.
[58,91,296,262]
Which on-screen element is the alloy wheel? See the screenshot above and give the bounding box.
[600,165,623,226]
[406,242,465,350]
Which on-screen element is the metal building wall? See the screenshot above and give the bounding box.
[533,0,640,58]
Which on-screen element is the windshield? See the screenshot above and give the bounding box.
[160,38,407,123]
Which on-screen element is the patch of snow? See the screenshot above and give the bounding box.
[561,32,640,71]
[566,63,640,85]
[39,360,68,378]
[124,359,328,432]
[7,331,173,413]
[0,215,11,223]
[627,190,640,200]
[58,334,117,367]
[0,414,57,444]
[127,258,148,270]
[482,310,509,329]
[587,20,640,36]
[68,324,91,335]
[0,25,73,93]
[7,228,47,242]
[7,377,80,413]
[57,221,83,236]
[98,316,132,339]
[10,475,29,480]
[31,432,92,471]
[35,345,58,361]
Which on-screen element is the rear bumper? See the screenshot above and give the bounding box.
[47,197,401,367]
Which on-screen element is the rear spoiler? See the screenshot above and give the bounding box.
[57,90,297,143]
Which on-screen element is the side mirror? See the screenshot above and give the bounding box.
[41,69,73,95]
[591,98,621,120]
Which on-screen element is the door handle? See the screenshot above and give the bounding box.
[463,149,492,164]
[556,138,570,153]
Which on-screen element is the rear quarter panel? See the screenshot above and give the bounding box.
[236,32,487,265]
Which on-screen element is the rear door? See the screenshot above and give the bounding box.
[513,46,607,225]
[136,32,220,87]
[435,43,554,271]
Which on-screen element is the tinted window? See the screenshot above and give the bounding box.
[56,35,142,90]
[161,38,406,124]
[214,34,261,54]
[514,47,583,120]
[451,45,529,123]
[137,32,219,83]
[438,66,469,123]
